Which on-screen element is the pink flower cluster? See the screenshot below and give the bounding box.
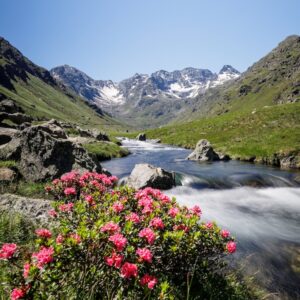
[11,287,28,300]
[58,202,74,212]
[23,263,30,279]
[168,207,179,218]
[32,246,54,269]
[226,241,236,253]
[140,274,158,289]
[0,243,17,260]
[35,228,52,238]
[64,187,76,196]
[136,248,153,263]
[105,252,123,268]
[101,221,120,233]
[112,201,124,213]
[125,212,140,224]
[150,217,164,229]
[109,233,127,251]
[139,228,156,245]
[121,262,138,278]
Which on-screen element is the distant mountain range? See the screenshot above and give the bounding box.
[50,64,240,128]
[50,64,240,111]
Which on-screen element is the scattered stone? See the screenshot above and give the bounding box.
[0,193,52,224]
[0,168,17,182]
[127,163,175,190]
[187,139,220,161]
[136,133,146,141]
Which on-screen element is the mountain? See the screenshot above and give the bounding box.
[146,35,300,165]
[50,65,240,127]
[0,37,123,130]
[179,35,300,121]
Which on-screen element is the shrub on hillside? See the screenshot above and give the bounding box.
[0,171,238,299]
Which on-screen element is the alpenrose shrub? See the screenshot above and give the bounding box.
[0,171,237,299]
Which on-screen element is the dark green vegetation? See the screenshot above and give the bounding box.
[145,36,300,162]
[83,141,130,161]
[0,37,123,131]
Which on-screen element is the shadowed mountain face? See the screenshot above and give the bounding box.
[50,64,240,128]
[0,37,123,130]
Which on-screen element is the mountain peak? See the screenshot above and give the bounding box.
[219,65,240,75]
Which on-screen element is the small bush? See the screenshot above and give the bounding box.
[0,171,242,299]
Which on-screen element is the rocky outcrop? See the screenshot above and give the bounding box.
[136,133,146,141]
[0,99,24,114]
[127,163,175,190]
[0,193,52,223]
[0,112,33,125]
[187,139,220,161]
[0,120,102,182]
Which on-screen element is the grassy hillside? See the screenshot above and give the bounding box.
[0,37,124,131]
[146,102,300,161]
[0,75,122,130]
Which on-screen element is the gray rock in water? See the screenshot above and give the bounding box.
[0,193,52,224]
[127,163,175,190]
[187,139,220,161]
[0,121,102,182]
[136,133,146,141]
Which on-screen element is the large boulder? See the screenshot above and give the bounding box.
[187,139,220,161]
[127,163,175,190]
[0,121,102,182]
[136,133,146,141]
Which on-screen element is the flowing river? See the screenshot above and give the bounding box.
[103,139,300,298]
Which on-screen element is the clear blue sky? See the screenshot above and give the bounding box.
[0,0,299,81]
